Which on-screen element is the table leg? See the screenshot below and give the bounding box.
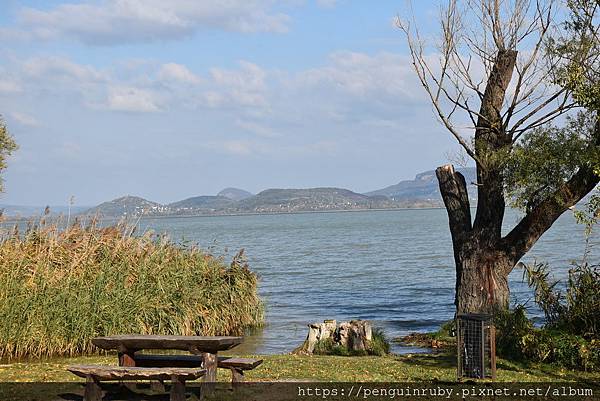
[84,375,103,401]
[117,350,137,392]
[201,352,217,392]
[118,351,136,367]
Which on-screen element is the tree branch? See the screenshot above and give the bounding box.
[502,118,600,265]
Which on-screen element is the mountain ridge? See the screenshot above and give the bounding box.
[82,169,477,218]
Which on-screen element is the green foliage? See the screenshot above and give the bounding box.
[369,328,391,356]
[504,112,600,211]
[495,260,600,370]
[523,260,600,339]
[563,262,600,338]
[574,190,600,236]
[0,117,17,193]
[522,262,564,325]
[494,305,535,361]
[495,308,600,370]
[0,219,263,359]
[503,0,600,213]
[549,0,600,112]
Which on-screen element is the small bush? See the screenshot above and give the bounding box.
[523,261,600,339]
[494,305,534,361]
[0,219,264,359]
[369,328,391,356]
[493,259,600,371]
[495,307,600,370]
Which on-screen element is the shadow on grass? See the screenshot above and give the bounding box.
[394,352,456,370]
[60,383,205,401]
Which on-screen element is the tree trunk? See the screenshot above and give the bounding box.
[437,119,600,315]
[455,244,512,313]
[437,165,513,314]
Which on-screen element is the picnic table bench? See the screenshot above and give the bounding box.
[91,335,244,384]
[67,365,206,401]
[67,335,263,400]
[134,354,263,385]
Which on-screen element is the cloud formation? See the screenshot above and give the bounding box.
[0,49,452,204]
[5,0,290,45]
[107,86,162,113]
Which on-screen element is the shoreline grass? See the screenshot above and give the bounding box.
[0,219,263,360]
[1,352,598,383]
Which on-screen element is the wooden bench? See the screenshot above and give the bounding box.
[133,354,263,385]
[217,357,263,386]
[67,365,206,401]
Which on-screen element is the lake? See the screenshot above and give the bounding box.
[135,208,595,355]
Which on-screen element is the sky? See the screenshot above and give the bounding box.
[0,0,462,206]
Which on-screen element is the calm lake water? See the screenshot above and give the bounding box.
[133,208,596,355]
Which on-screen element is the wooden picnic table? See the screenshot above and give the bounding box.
[92,335,243,384]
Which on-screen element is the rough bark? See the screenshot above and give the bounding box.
[436,165,472,309]
[294,320,374,355]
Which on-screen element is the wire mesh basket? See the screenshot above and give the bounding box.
[456,313,496,380]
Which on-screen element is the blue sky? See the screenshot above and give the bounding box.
[0,0,460,206]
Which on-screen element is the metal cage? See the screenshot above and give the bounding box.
[456,313,496,380]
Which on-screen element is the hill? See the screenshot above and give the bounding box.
[217,188,253,201]
[365,167,477,202]
[84,196,164,217]
[167,196,234,214]
[235,187,400,213]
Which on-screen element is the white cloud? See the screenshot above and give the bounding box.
[209,61,269,108]
[22,56,106,83]
[12,0,290,45]
[10,112,40,127]
[236,120,281,138]
[107,86,161,113]
[316,0,337,8]
[0,51,431,137]
[221,140,253,155]
[296,51,418,99]
[158,63,201,85]
[0,79,22,94]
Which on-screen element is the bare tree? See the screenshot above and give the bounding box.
[398,0,600,313]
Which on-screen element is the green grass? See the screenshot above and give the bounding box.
[1,352,598,383]
[0,219,263,359]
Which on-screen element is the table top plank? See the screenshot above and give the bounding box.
[92,335,243,353]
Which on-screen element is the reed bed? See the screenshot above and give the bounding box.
[0,218,263,359]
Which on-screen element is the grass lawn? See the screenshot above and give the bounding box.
[1,352,598,383]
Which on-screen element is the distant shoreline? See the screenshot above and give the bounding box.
[0,205,452,224]
[134,206,450,221]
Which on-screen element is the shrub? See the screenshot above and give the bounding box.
[522,260,600,339]
[494,305,534,361]
[0,219,263,359]
[495,308,600,370]
[369,328,391,356]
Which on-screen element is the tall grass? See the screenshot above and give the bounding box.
[0,218,263,359]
